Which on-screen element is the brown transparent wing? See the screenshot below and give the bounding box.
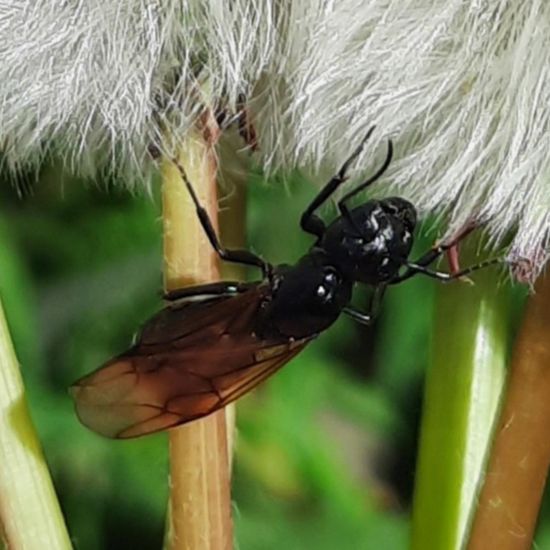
[71,286,312,438]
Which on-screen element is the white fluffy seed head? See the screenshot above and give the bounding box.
[1,1,549,279]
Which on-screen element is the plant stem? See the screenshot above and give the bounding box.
[217,132,252,469]
[161,129,232,550]
[467,272,550,550]
[411,245,510,550]
[0,299,72,549]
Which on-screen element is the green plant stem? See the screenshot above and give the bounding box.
[411,245,510,550]
[0,299,71,549]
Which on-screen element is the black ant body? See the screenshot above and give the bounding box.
[71,127,498,438]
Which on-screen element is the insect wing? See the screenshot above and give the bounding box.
[71,287,311,438]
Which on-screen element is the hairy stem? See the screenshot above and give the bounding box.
[217,132,252,469]
[161,129,232,550]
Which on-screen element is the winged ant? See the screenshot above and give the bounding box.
[71,127,501,438]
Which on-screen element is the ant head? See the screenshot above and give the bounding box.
[320,197,417,284]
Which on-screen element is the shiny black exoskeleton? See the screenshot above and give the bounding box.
[70,129,502,440]
[175,127,494,341]
[320,197,417,284]
[261,194,418,339]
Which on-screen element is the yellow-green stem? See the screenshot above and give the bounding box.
[0,299,72,549]
[161,130,232,550]
[217,132,252,469]
[411,245,510,550]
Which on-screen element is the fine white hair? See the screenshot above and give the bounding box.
[1,1,549,278]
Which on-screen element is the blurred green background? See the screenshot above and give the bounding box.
[0,163,537,549]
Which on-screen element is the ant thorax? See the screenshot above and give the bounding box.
[257,251,353,339]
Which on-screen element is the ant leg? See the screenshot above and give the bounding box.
[173,160,273,278]
[343,308,373,325]
[390,223,481,284]
[343,285,386,325]
[300,126,376,239]
[163,281,255,302]
[396,257,506,283]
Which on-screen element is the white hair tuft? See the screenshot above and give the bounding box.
[1,1,549,278]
